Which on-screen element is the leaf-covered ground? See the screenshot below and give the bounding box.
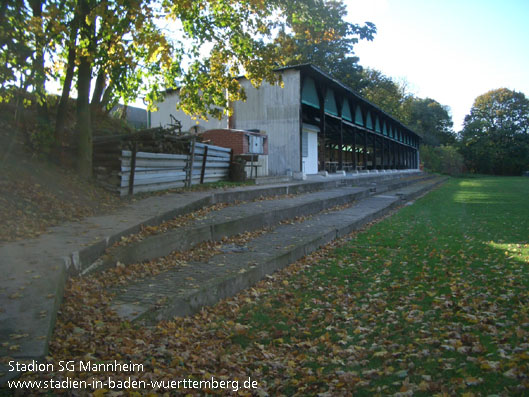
[20,176,529,396]
[0,130,121,242]
[0,117,254,243]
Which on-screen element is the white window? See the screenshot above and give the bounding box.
[249,135,264,154]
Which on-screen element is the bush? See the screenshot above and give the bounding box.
[420,144,464,175]
[27,121,55,157]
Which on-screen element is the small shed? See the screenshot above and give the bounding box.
[200,128,269,177]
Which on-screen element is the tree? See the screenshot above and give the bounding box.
[403,97,455,146]
[5,0,290,178]
[67,0,177,177]
[275,0,376,90]
[0,1,64,113]
[354,70,455,148]
[0,1,32,121]
[460,88,529,175]
[359,68,409,119]
[0,2,33,97]
[5,0,375,178]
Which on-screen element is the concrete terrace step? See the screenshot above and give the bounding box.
[0,169,424,385]
[110,176,447,324]
[93,173,435,271]
[253,175,292,185]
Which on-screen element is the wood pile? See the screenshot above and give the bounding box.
[93,127,232,195]
[93,128,194,192]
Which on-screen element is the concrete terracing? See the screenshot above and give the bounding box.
[0,170,442,384]
[97,174,431,269]
[109,176,445,323]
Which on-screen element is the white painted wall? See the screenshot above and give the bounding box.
[231,70,301,176]
[302,124,319,174]
[150,92,227,131]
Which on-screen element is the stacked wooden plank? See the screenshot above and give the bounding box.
[93,128,189,158]
[93,141,125,193]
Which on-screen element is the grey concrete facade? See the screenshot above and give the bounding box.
[231,69,302,176]
[150,91,228,132]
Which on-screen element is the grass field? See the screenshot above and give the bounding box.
[229,176,529,395]
[26,176,529,396]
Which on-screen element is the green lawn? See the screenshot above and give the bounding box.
[231,177,529,395]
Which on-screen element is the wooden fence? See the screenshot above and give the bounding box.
[119,142,232,195]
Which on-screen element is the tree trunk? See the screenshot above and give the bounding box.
[91,70,106,107]
[121,104,128,120]
[55,15,78,148]
[76,0,94,179]
[100,82,114,113]
[55,47,76,142]
[90,70,106,126]
[89,0,108,120]
[76,58,93,179]
[29,0,49,124]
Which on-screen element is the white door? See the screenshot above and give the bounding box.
[302,124,319,174]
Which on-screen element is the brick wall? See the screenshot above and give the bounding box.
[200,129,268,156]
[201,129,245,155]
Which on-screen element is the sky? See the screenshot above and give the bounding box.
[345,0,529,131]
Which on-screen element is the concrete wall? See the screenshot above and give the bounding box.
[150,92,227,132]
[231,70,301,176]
